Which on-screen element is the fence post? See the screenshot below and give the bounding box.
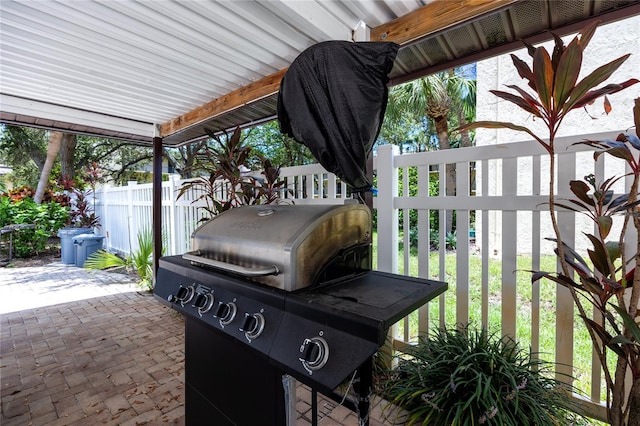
[127,181,137,254]
[376,144,398,274]
[376,144,399,368]
[417,165,431,335]
[555,151,576,384]
[168,175,179,255]
[99,184,109,251]
[501,157,518,338]
[456,160,471,330]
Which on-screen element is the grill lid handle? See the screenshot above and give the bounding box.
[182,251,280,277]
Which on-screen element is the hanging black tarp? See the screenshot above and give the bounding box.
[277,41,399,193]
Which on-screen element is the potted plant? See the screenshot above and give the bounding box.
[458,21,639,425]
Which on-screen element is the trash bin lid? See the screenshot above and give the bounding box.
[58,228,94,237]
[73,233,105,242]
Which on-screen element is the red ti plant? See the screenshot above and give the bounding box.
[178,127,291,221]
[569,98,640,425]
[255,157,293,205]
[457,22,639,425]
[58,162,102,229]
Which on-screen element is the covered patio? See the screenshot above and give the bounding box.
[2,0,640,424]
[2,0,638,267]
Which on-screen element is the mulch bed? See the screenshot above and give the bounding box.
[1,238,61,268]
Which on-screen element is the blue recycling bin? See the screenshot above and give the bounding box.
[73,233,105,267]
[58,228,93,264]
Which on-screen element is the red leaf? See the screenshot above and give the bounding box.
[510,54,536,91]
[533,47,553,110]
[565,57,635,112]
[585,234,612,277]
[569,180,594,207]
[573,81,639,110]
[490,89,543,118]
[551,32,565,72]
[577,20,599,49]
[455,121,551,153]
[554,39,583,110]
[603,95,612,115]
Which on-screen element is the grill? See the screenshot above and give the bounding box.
[152,40,446,426]
[154,204,447,425]
[183,204,372,291]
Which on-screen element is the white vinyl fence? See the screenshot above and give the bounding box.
[95,130,634,420]
[95,163,354,257]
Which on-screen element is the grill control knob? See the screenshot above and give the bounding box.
[169,285,195,306]
[240,313,265,341]
[213,301,237,326]
[299,337,329,373]
[193,293,215,316]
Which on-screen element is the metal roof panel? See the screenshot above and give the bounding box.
[1,0,638,145]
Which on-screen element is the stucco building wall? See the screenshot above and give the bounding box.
[474,16,639,255]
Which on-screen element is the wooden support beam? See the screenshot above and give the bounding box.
[159,69,286,138]
[370,0,518,45]
[159,0,517,140]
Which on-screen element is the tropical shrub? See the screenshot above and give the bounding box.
[3,185,67,204]
[382,326,587,425]
[445,231,457,250]
[58,165,101,229]
[458,21,639,425]
[84,227,157,291]
[178,126,291,221]
[0,195,68,257]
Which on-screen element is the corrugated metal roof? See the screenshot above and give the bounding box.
[1,0,638,145]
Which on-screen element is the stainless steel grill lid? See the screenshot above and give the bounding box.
[183,204,371,291]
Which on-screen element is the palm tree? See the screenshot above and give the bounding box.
[389,70,476,233]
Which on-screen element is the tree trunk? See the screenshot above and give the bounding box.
[610,354,629,426]
[456,110,473,148]
[29,147,47,173]
[629,377,640,426]
[433,115,455,233]
[34,131,63,204]
[59,133,77,180]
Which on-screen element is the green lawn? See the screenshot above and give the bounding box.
[372,234,604,404]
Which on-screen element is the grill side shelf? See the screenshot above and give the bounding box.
[287,271,448,345]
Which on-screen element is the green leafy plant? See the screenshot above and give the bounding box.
[429,229,440,250]
[445,231,457,250]
[0,195,68,258]
[84,227,156,291]
[458,21,640,425]
[383,326,586,425]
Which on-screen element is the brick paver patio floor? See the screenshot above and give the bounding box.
[0,263,404,426]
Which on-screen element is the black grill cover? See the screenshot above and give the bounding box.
[277,41,399,192]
